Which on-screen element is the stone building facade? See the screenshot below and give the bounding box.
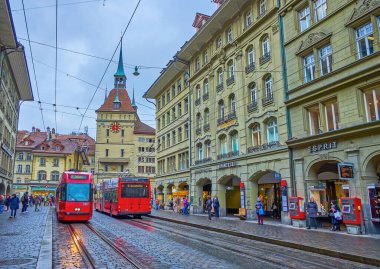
[0,0,34,196]
[281,0,380,233]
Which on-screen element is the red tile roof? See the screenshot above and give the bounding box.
[96,88,136,113]
[134,120,155,135]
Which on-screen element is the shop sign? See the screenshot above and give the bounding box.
[172,190,188,196]
[338,163,354,180]
[218,162,236,169]
[31,186,57,191]
[309,141,337,153]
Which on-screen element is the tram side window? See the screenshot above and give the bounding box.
[113,190,118,203]
[60,184,67,201]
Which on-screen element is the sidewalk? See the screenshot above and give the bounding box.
[151,209,380,267]
[0,205,51,268]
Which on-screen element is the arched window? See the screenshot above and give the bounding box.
[205,140,211,158]
[196,85,201,100]
[230,131,239,153]
[227,60,234,79]
[204,108,210,125]
[38,170,46,181]
[264,75,273,98]
[250,123,261,146]
[262,35,270,56]
[218,100,225,119]
[219,135,227,155]
[245,11,252,28]
[266,118,278,143]
[247,45,255,66]
[259,0,267,16]
[229,94,236,113]
[203,79,209,95]
[51,171,60,181]
[249,83,257,103]
[196,113,202,128]
[217,68,223,85]
[197,143,203,160]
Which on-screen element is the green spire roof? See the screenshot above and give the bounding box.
[114,41,125,77]
[113,89,120,103]
[132,86,137,107]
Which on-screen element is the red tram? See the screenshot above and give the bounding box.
[56,171,93,222]
[94,177,151,217]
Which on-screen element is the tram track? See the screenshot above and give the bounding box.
[68,223,144,269]
[124,218,375,269]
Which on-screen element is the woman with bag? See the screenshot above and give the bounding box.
[331,201,342,231]
[306,197,318,229]
[255,197,265,225]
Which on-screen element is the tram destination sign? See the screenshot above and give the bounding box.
[310,141,337,153]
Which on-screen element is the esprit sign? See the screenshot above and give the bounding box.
[310,141,337,153]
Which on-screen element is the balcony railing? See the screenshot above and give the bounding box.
[217,111,237,126]
[203,92,209,101]
[259,52,271,65]
[245,63,255,74]
[217,151,240,160]
[248,141,280,153]
[203,123,210,132]
[247,101,258,113]
[195,98,201,106]
[262,93,274,106]
[196,127,202,135]
[226,76,235,86]
[216,83,224,93]
[195,157,212,165]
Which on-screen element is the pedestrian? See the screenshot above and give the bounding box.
[34,196,41,212]
[206,196,212,221]
[0,195,4,214]
[331,201,342,231]
[271,201,280,219]
[155,198,160,210]
[255,197,265,225]
[9,194,20,218]
[306,197,318,229]
[21,192,29,213]
[182,196,188,215]
[212,194,220,218]
[5,195,10,211]
[29,195,34,207]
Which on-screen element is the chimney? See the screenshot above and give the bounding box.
[213,0,224,8]
[52,128,56,134]
[32,126,35,132]
[36,128,41,132]
[192,13,210,32]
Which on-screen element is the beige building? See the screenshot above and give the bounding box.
[95,46,156,183]
[0,0,34,196]
[281,0,380,233]
[146,0,291,221]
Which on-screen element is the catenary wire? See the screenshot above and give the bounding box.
[12,0,103,12]
[54,0,58,132]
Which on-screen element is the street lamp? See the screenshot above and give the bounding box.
[133,66,140,76]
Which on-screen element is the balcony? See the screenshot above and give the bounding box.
[217,151,240,160]
[203,92,209,101]
[195,98,201,106]
[262,93,274,106]
[203,123,210,132]
[195,157,212,165]
[226,76,235,86]
[0,167,7,176]
[217,111,237,126]
[216,83,224,93]
[196,127,202,135]
[245,63,255,74]
[247,101,258,113]
[259,52,271,65]
[248,141,280,153]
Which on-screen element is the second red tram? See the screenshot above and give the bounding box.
[56,171,94,222]
[94,177,151,217]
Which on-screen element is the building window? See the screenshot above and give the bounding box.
[167,133,171,148]
[304,53,315,82]
[162,115,165,127]
[227,61,234,79]
[219,135,227,154]
[185,124,189,139]
[314,0,327,22]
[197,143,203,160]
[172,131,176,145]
[216,36,222,49]
[324,99,339,132]
[167,111,170,125]
[38,170,46,180]
[105,164,108,172]
[227,27,233,43]
[172,84,176,97]
[121,165,124,172]
[162,137,166,150]
[195,57,201,71]
[266,118,278,143]
[205,140,211,158]
[138,166,144,173]
[203,79,209,95]
[259,0,267,16]
[247,46,255,66]
[184,98,189,113]
[106,149,109,157]
[204,109,210,125]
[299,6,311,32]
[218,100,225,119]
[196,113,202,129]
[178,127,182,142]
[265,75,273,98]
[250,83,257,103]
[40,158,46,166]
[121,149,124,157]
[356,22,374,59]
[177,79,182,93]
[319,44,332,76]
[157,119,161,131]
[184,72,189,86]
[53,159,59,167]
[217,68,223,86]
[230,131,239,153]
[172,107,176,121]
[121,129,124,137]
[18,152,23,160]
[196,85,201,100]
[90,168,95,175]
[51,171,60,181]
[167,90,170,103]
[17,164,22,173]
[25,165,30,174]
[106,129,109,137]
[245,11,252,28]
[162,95,166,106]
[364,89,380,122]
[262,36,270,57]
[203,51,208,65]
[251,124,261,146]
[157,99,161,110]
[308,105,321,135]
[26,153,32,160]
[229,94,236,113]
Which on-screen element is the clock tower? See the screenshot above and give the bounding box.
[94,43,156,183]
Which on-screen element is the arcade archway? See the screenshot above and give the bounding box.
[0,182,5,196]
[218,175,241,215]
[364,153,380,221]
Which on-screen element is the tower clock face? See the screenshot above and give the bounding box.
[110,122,121,133]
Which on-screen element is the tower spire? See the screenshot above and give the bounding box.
[114,38,126,89]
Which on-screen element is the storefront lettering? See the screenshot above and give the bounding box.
[218,162,236,169]
[310,141,337,153]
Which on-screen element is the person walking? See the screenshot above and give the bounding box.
[9,194,20,218]
[331,201,342,231]
[0,195,4,214]
[255,197,265,225]
[29,195,34,208]
[182,196,188,215]
[5,195,10,211]
[306,197,318,229]
[206,196,212,221]
[155,198,160,210]
[21,192,29,213]
[34,196,41,212]
[212,194,220,218]
[271,201,280,219]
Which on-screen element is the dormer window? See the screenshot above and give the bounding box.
[114,102,121,110]
[41,146,45,150]
[55,146,61,151]
[24,141,29,146]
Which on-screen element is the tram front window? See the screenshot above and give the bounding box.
[66,184,91,201]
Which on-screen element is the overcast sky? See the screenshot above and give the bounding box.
[10,0,217,138]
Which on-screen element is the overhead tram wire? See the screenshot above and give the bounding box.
[77,0,143,133]
[12,0,103,12]
[54,0,58,132]
[21,0,46,131]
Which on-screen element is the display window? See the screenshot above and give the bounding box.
[368,184,380,221]
[258,183,281,212]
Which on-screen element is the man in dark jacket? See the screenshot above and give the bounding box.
[212,194,220,218]
[9,194,20,218]
[307,197,318,229]
[21,192,29,213]
[206,196,212,220]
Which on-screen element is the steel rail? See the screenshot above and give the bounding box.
[67,224,96,269]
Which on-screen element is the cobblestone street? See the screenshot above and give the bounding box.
[2,207,380,268]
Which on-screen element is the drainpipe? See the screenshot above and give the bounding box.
[277,0,297,197]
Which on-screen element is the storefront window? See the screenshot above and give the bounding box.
[368,185,380,220]
[364,88,380,122]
